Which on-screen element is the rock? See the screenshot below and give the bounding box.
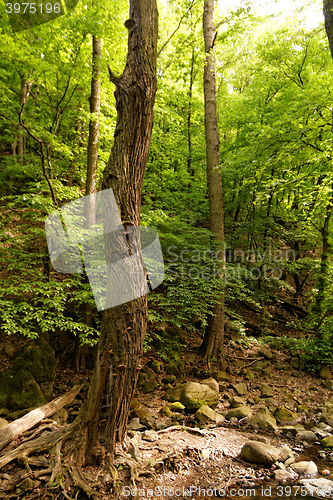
[128,445,141,461]
[325,381,333,391]
[165,360,184,377]
[127,418,145,431]
[291,358,300,369]
[279,445,294,462]
[0,418,8,430]
[142,430,158,442]
[248,407,277,431]
[322,436,333,448]
[229,396,245,408]
[155,418,172,430]
[320,365,333,380]
[274,469,298,482]
[254,360,267,371]
[159,406,172,417]
[233,383,247,396]
[275,363,288,370]
[52,408,68,425]
[16,477,34,491]
[250,435,271,444]
[4,344,15,358]
[162,375,176,384]
[142,381,159,394]
[195,405,224,424]
[215,371,229,381]
[290,461,318,476]
[301,478,333,497]
[169,402,185,412]
[0,369,46,410]
[313,428,331,439]
[296,431,317,444]
[226,406,252,420]
[164,382,219,410]
[201,377,219,392]
[240,441,279,465]
[141,416,155,429]
[260,384,273,398]
[258,348,274,360]
[147,360,161,374]
[273,407,298,424]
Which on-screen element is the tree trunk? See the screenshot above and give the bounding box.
[17,79,32,162]
[70,0,158,465]
[199,0,225,361]
[324,0,333,58]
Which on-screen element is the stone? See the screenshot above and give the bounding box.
[275,363,288,370]
[159,406,172,417]
[127,418,145,431]
[273,407,298,424]
[248,407,277,431]
[52,408,68,425]
[322,436,333,448]
[320,365,333,380]
[169,402,185,412]
[195,405,224,424]
[300,479,333,497]
[16,477,34,491]
[240,441,279,465]
[254,360,266,371]
[215,371,228,381]
[260,384,273,398]
[142,381,159,394]
[155,418,172,430]
[325,381,333,391]
[233,383,247,396]
[165,360,184,377]
[4,344,15,358]
[296,431,317,444]
[128,445,141,461]
[258,348,274,360]
[201,377,219,392]
[147,360,161,374]
[226,406,252,420]
[142,430,158,442]
[229,396,245,408]
[164,382,219,410]
[142,416,155,429]
[274,469,298,482]
[279,445,294,462]
[290,461,318,476]
[162,375,176,385]
[0,418,8,430]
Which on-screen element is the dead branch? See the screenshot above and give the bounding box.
[0,385,82,453]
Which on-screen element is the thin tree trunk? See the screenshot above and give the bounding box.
[70,0,158,465]
[17,79,32,162]
[324,0,333,58]
[199,0,225,361]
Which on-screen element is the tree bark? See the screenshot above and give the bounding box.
[324,0,333,58]
[70,0,158,465]
[199,0,225,361]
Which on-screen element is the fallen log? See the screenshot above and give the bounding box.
[0,384,82,453]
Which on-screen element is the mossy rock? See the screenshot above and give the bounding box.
[164,382,219,411]
[273,407,298,424]
[147,360,161,374]
[13,338,56,383]
[322,436,333,448]
[165,360,184,377]
[142,381,158,394]
[0,369,45,410]
[162,375,176,384]
[160,406,172,417]
[169,402,185,412]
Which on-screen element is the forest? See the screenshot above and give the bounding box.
[2,0,333,498]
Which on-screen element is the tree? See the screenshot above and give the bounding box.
[199,0,225,361]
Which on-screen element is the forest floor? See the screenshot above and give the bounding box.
[0,296,332,500]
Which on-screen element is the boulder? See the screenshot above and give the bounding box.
[162,375,176,385]
[282,426,298,436]
[195,405,224,424]
[322,436,333,448]
[290,461,317,476]
[164,382,219,410]
[127,418,145,431]
[142,381,159,394]
[215,371,229,381]
[320,365,333,380]
[159,406,172,418]
[0,418,8,430]
[147,360,161,374]
[142,430,158,442]
[274,469,298,482]
[240,441,279,465]
[169,402,185,412]
[248,408,277,431]
[279,445,294,463]
[273,407,298,424]
[201,377,219,393]
[226,406,252,420]
[301,478,333,497]
[296,431,317,444]
[260,384,273,398]
[233,383,247,396]
[258,348,274,360]
[229,396,245,408]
